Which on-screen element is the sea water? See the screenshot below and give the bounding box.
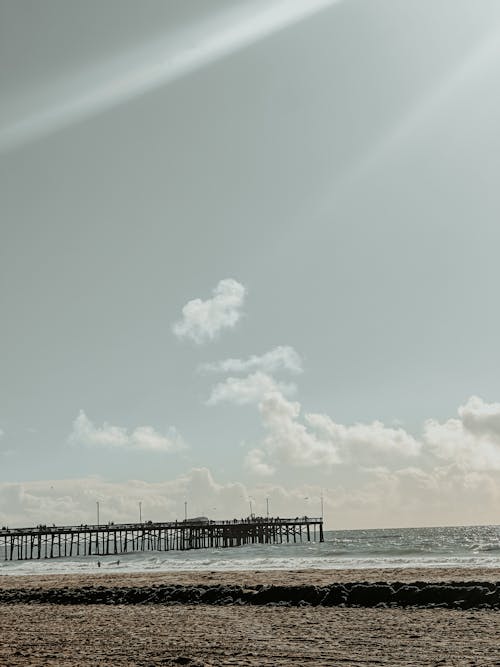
[2,525,500,576]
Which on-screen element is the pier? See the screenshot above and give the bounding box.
[0,517,323,560]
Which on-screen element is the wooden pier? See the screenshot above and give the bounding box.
[0,517,324,560]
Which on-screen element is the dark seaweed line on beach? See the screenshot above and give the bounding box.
[2,581,500,609]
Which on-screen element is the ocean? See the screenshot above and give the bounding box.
[2,525,500,576]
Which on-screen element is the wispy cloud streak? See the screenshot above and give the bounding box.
[200,345,303,375]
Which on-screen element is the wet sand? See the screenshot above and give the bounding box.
[2,568,500,666]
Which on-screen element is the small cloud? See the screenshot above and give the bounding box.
[68,411,186,453]
[172,278,246,344]
[206,372,296,406]
[245,448,275,476]
[199,345,303,375]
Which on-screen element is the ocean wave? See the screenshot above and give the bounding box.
[470,543,500,553]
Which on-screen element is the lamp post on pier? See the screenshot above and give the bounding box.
[96,501,100,526]
[139,501,142,523]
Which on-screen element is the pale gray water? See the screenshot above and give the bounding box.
[2,525,500,576]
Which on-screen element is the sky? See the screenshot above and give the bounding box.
[2,0,500,529]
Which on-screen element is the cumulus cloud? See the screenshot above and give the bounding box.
[200,345,303,375]
[69,411,185,453]
[424,396,500,470]
[206,372,296,406]
[247,393,500,481]
[258,392,341,468]
[458,395,500,439]
[306,412,421,461]
[251,390,421,473]
[172,278,246,344]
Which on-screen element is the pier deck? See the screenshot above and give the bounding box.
[0,517,323,560]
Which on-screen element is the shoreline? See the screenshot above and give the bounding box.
[3,565,500,590]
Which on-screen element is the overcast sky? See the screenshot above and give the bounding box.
[2,0,500,529]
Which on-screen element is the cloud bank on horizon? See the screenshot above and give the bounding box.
[2,449,500,529]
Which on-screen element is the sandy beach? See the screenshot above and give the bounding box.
[2,568,500,666]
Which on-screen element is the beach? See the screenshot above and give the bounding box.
[2,568,500,666]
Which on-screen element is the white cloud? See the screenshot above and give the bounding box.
[458,395,500,439]
[250,393,500,478]
[424,396,500,470]
[69,411,185,453]
[200,345,303,375]
[244,448,275,477]
[306,412,421,461]
[258,392,342,468]
[252,390,420,472]
[206,371,296,406]
[172,278,246,344]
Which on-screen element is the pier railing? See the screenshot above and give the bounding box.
[0,517,324,560]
